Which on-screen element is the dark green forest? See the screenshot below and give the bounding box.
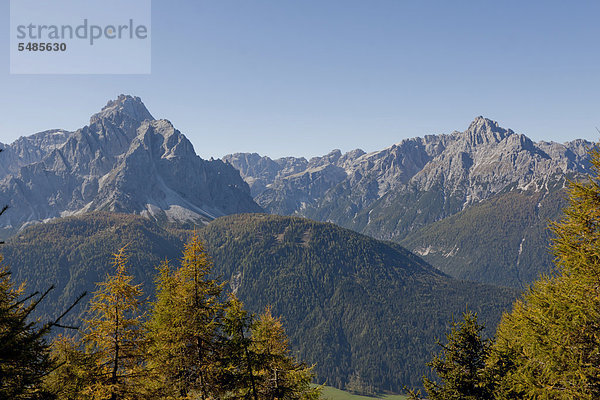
[410,148,600,399]
[1,213,517,392]
[401,179,569,288]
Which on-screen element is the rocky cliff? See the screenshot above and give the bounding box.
[224,117,594,286]
[0,95,262,237]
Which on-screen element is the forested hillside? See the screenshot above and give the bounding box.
[225,118,592,289]
[401,181,568,287]
[1,212,518,391]
[2,213,185,323]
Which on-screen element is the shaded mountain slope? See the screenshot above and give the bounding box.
[1,212,517,391]
[198,214,517,391]
[224,118,592,287]
[401,182,568,287]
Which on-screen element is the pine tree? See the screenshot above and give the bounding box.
[0,259,55,399]
[251,306,321,400]
[491,147,600,399]
[220,293,260,400]
[146,233,224,399]
[408,312,492,400]
[0,195,84,399]
[80,247,147,400]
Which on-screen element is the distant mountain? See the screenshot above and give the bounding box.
[400,184,568,288]
[224,118,593,286]
[0,129,71,178]
[0,95,262,237]
[1,212,517,392]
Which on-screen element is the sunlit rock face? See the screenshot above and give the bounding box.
[0,95,262,237]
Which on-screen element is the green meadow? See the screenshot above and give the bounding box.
[320,386,408,400]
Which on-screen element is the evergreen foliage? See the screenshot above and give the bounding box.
[1,212,517,392]
[401,182,569,288]
[0,258,55,399]
[250,306,321,400]
[408,312,493,400]
[81,248,147,399]
[198,214,517,391]
[0,185,84,399]
[41,233,318,400]
[44,248,147,400]
[146,233,224,399]
[221,293,260,400]
[219,295,322,400]
[43,335,96,399]
[411,146,600,399]
[1,212,185,328]
[490,147,600,399]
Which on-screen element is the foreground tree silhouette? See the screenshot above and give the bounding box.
[407,312,492,400]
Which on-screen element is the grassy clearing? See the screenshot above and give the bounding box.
[319,385,408,400]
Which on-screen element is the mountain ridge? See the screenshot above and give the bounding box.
[0,211,518,391]
[225,116,590,226]
[0,95,262,237]
[224,117,593,287]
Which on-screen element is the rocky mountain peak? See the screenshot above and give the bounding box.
[309,149,342,167]
[458,116,512,146]
[0,95,262,237]
[89,94,154,125]
[224,116,594,247]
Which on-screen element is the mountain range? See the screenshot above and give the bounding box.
[224,118,594,287]
[0,94,594,391]
[0,95,262,238]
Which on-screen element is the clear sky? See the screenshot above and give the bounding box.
[2,1,600,159]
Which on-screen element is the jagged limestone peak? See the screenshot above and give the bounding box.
[90,94,154,125]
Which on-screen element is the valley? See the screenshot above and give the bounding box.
[0,94,589,393]
[1,212,517,391]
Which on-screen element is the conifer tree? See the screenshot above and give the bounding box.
[251,306,321,400]
[42,335,96,400]
[0,199,84,399]
[0,259,55,399]
[220,293,259,400]
[80,247,146,400]
[146,233,224,399]
[491,146,600,399]
[408,312,492,400]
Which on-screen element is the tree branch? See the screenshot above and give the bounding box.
[51,291,87,328]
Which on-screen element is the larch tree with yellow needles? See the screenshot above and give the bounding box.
[146,233,224,400]
[81,247,147,400]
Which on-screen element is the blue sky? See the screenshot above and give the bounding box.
[2,1,600,159]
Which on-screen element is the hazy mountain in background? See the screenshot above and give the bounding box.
[224,118,593,287]
[0,95,262,238]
